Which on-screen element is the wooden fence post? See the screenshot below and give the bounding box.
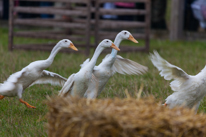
[170,0,184,41]
[145,0,151,52]
[9,0,14,51]
[85,0,91,56]
[95,0,100,47]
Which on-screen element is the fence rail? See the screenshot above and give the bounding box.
[9,0,151,54]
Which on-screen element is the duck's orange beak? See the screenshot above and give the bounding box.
[110,43,120,51]
[69,43,78,51]
[128,35,138,43]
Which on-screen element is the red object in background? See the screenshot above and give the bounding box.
[114,2,135,8]
[15,0,19,6]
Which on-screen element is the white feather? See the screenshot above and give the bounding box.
[112,55,148,75]
[150,51,206,112]
[30,70,67,87]
[0,70,25,95]
[58,74,75,96]
[150,51,189,91]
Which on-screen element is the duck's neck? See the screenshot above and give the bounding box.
[111,34,122,58]
[88,45,104,69]
[43,44,62,69]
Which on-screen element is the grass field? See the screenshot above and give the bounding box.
[0,26,206,136]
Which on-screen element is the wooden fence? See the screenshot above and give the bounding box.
[9,0,151,55]
[95,0,150,52]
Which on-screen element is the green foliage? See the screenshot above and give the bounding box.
[0,27,206,136]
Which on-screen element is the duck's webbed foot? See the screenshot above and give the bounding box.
[0,95,5,100]
[19,99,36,109]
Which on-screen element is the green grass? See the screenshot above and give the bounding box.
[0,27,206,136]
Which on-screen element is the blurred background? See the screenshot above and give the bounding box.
[0,0,205,54]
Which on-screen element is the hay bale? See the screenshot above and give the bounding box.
[46,96,206,137]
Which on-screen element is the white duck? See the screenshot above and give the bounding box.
[0,39,78,108]
[150,51,206,112]
[59,39,120,97]
[83,30,148,98]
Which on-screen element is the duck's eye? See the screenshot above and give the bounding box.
[106,41,108,43]
[65,40,67,42]
[124,32,127,35]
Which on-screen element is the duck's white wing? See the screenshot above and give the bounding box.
[112,55,148,75]
[58,74,75,97]
[30,70,67,87]
[0,69,26,94]
[80,58,90,69]
[150,51,190,91]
